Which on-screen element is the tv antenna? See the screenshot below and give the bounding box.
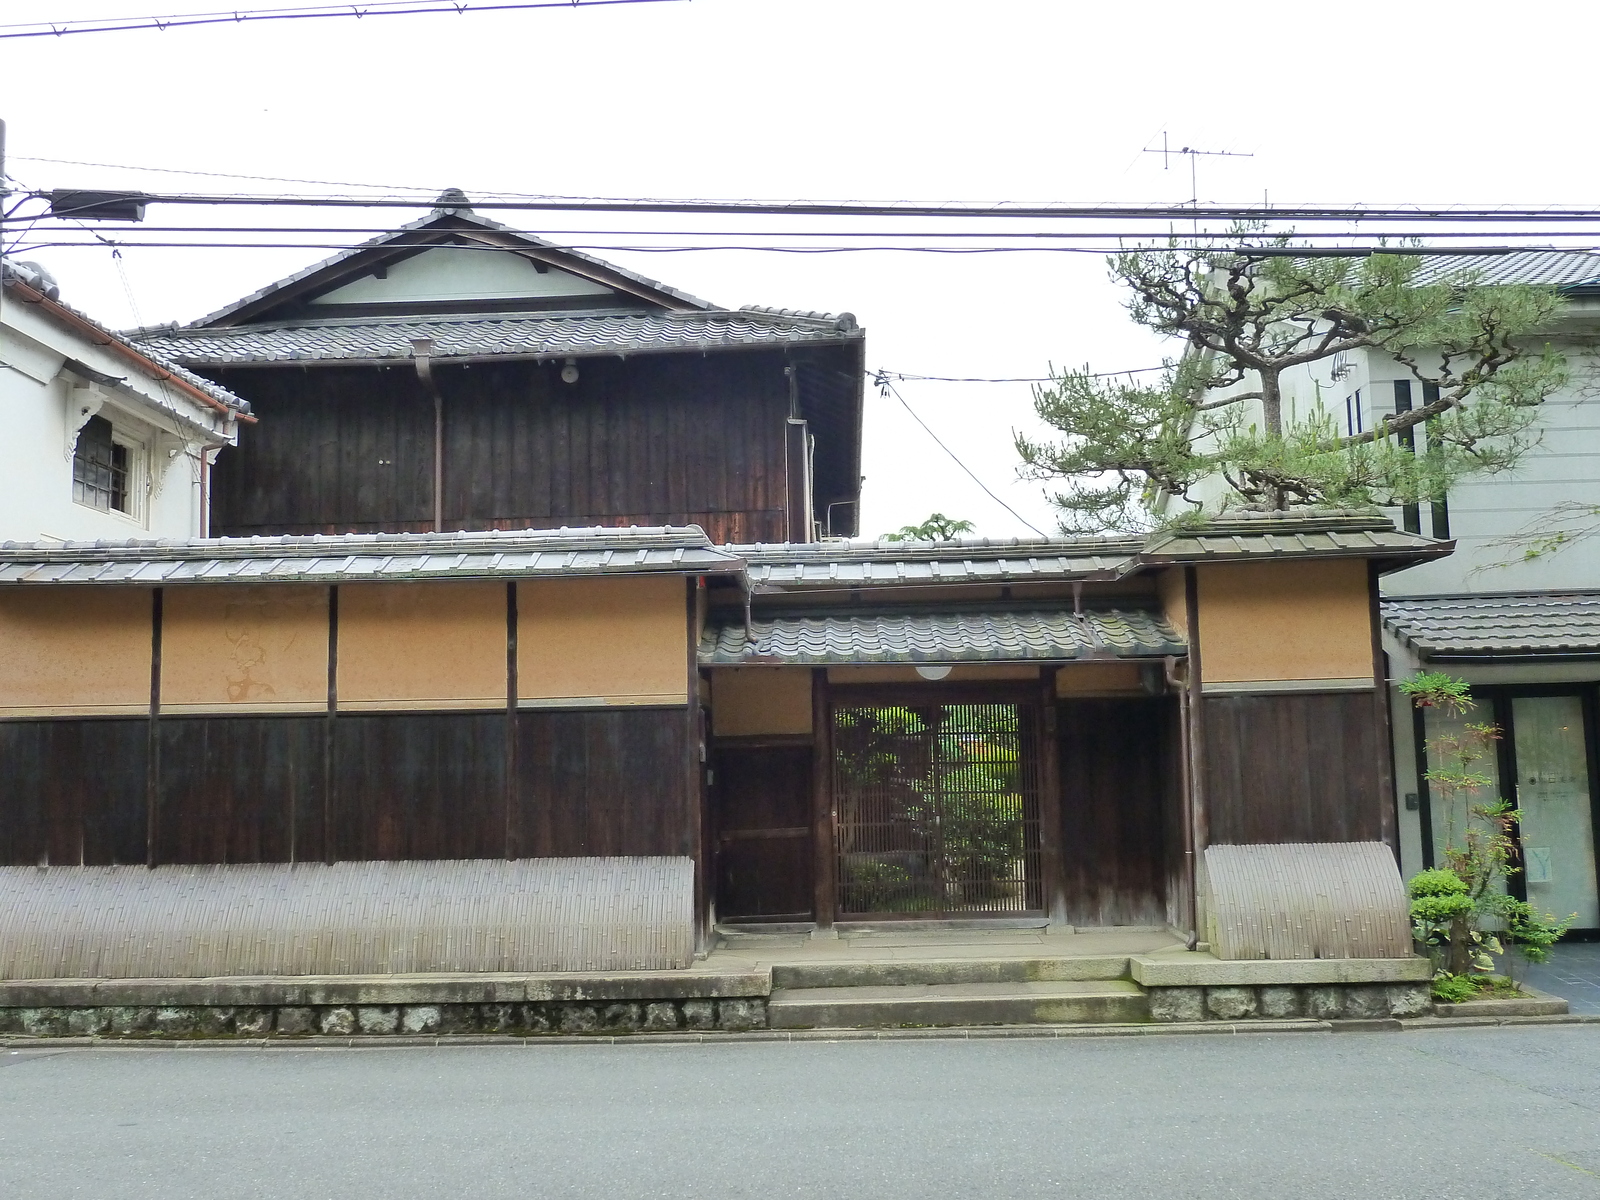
[1142,132,1253,207]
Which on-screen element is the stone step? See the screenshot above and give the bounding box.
[771,956,1131,990]
[767,980,1149,1028]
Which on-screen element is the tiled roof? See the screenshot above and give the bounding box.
[1140,512,1447,566]
[732,514,1447,589]
[740,536,1142,588]
[2,262,250,415]
[132,307,861,366]
[699,607,1184,665]
[1382,592,1600,658]
[0,527,741,585]
[1411,249,1600,290]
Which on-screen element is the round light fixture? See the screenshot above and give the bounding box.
[915,664,953,681]
[560,358,580,384]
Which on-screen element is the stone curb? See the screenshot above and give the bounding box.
[5,1014,1597,1052]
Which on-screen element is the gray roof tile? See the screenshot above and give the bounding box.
[1382,592,1600,658]
[699,608,1184,665]
[132,307,860,366]
[1411,249,1600,290]
[0,526,741,586]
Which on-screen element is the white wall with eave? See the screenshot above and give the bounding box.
[0,299,233,544]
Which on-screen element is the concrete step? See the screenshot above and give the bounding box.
[767,980,1149,1028]
[771,956,1131,990]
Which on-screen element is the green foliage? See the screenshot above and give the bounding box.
[833,704,1026,911]
[1431,972,1480,1003]
[882,513,976,541]
[1398,673,1476,716]
[1017,229,1568,532]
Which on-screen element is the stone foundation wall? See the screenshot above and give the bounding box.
[1147,982,1431,1022]
[0,997,769,1039]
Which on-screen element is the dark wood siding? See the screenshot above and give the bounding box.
[0,719,147,866]
[210,353,795,543]
[332,713,506,861]
[1204,690,1384,844]
[515,707,689,858]
[1,708,692,866]
[712,744,813,920]
[1057,698,1173,927]
[157,716,324,864]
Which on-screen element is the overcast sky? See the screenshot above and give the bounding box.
[4,0,1597,538]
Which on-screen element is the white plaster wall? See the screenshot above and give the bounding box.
[1,301,231,544]
[309,246,614,306]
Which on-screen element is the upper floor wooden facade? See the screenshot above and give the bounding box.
[134,196,865,543]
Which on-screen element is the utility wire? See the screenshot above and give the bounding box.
[0,0,682,40]
[16,239,1600,257]
[874,373,1048,538]
[879,367,1168,384]
[21,193,1600,222]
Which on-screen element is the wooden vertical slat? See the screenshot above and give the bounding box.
[505,581,519,860]
[323,584,338,865]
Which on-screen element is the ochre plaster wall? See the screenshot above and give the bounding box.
[518,576,687,707]
[711,666,813,737]
[1195,560,1373,685]
[161,585,329,713]
[0,588,151,716]
[1055,662,1145,695]
[338,582,507,710]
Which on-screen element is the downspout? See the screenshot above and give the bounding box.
[1164,654,1198,950]
[412,338,443,532]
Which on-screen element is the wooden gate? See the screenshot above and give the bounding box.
[831,693,1042,918]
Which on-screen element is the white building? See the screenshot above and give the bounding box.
[1177,249,1600,933]
[1,261,249,543]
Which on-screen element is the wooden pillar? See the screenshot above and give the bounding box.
[505,581,519,861]
[811,667,836,931]
[323,584,338,865]
[1184,566,1208,939]
[145,587,162,868]
[686,578,710,953]
[1037,668,1067,927]
[1369,560,1399,856]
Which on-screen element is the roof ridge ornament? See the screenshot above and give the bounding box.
[433,188,472,213]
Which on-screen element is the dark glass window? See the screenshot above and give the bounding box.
[72,415,130,513]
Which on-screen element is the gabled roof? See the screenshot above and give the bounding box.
[1382,591,1600,659]
[132,307,863,367]
[180,191,718,329]
[1411,249,1600,290]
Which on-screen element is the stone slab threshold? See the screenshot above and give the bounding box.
[5,1013,1598,1051]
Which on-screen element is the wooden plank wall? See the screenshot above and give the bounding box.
[1057,698,1174,927]
[209,353,794,544]
[0,708,687,867]
[1203,691,1385,844]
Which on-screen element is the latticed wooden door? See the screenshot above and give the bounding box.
[831,699,1042,918]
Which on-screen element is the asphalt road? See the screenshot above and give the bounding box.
[3,1028,1599,1199]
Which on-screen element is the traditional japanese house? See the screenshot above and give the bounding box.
[0,513,1446,971]
[129,191,865,544]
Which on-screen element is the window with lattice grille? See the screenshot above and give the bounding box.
[72,415,131,514]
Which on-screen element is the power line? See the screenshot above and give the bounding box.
[879,367,1168,384]
[0,0,682,40]
[15,239,1600,258]
[21,192,1600,222]
[874,373,1048,538]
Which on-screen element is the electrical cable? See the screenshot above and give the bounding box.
[0,0,682,40]
[874,373,1048,538]
[21,193,1600,222]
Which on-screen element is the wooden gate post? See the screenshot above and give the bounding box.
[1038,669,1068,928]
[811,667,837,933]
